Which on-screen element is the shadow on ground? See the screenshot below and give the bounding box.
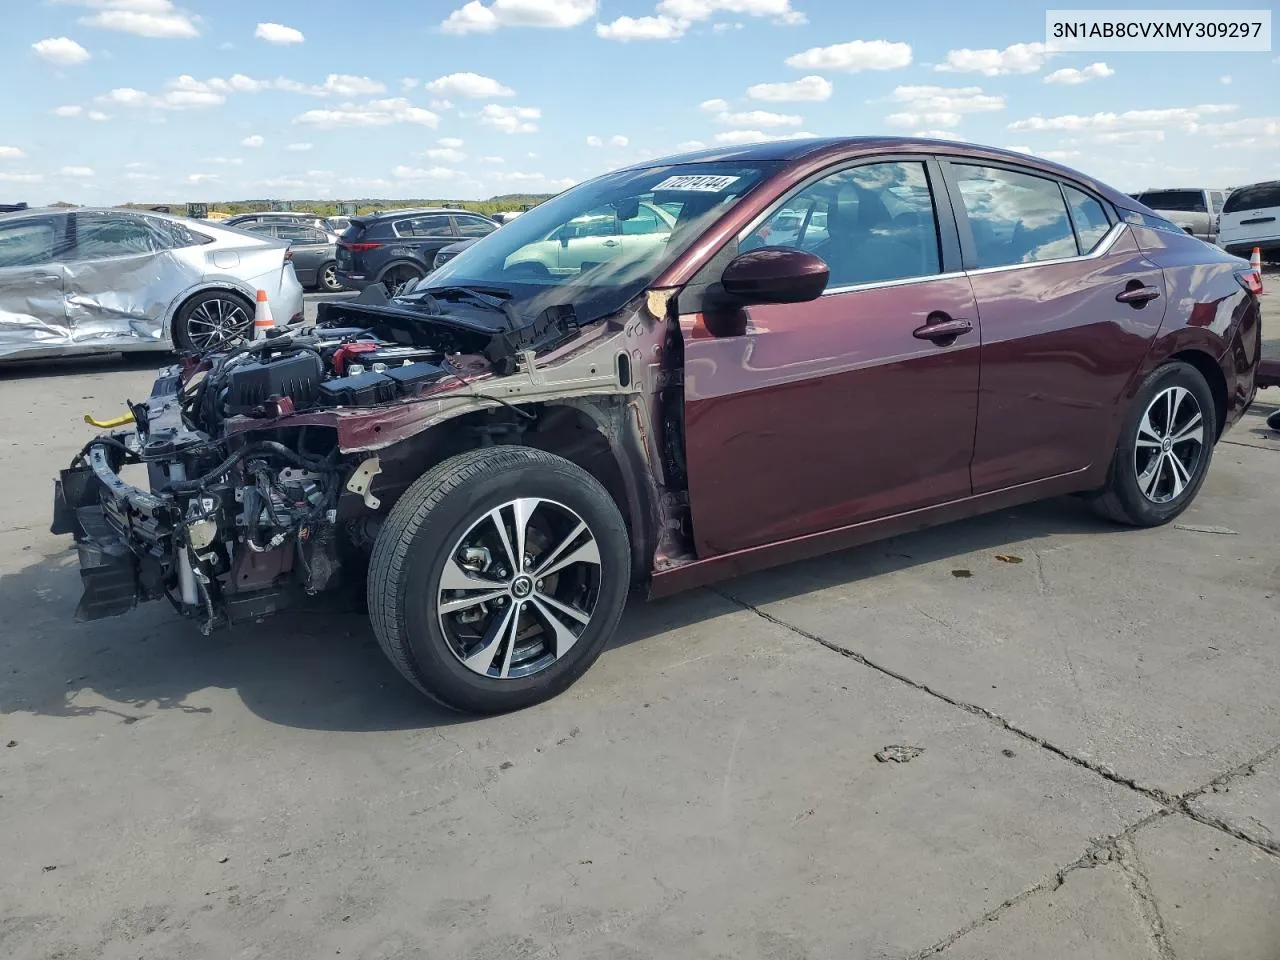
[0,351,169,383]
[1,494,1119,734]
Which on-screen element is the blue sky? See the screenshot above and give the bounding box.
[2,0,1277,204]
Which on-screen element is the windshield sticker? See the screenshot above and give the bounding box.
[651,174,742,193]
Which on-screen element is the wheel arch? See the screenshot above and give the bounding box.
[164,282,256,340]
[374,258,428,283]
[1169,348,1228,440]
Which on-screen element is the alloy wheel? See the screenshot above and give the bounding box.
[185,297,252,351]
[437,497,602,680]
[322,263,340,292]
[1133,385,1206,504]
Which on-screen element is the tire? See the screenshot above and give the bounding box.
[318,261,343,293]
[1089,361,1216,526]
[379,263,424,297]
[368,446,632,713]
[172,290,255,353]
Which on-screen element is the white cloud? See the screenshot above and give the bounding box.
[425,72,514,98]
[657,0,802,22]
[0,146,25,159]
[597,15,687,41]
[1044,62,1114,85]
[32,37,92,65]
[586,134,603,147]
[1220,75,1233,85]
[88,110,110,121]
[887,111,962,128]
[715,109,802,127]
[479,103,540,133]
[675,139,707,150]
[77,1,199,39]
[293,97,440,128]
[911,130,966,140]
[713,128,815,144]
[393,164,462,180]
[441,0,597,34]
[425,147,467,162]
[785,39,911,72]
[430,98,455,110]
[700,97,731,113]
[1095,130,1163,144]
[478,155,505,163]
[125,171,159,181]
[490,171,577,190]
[272,74,386,97]
[286,142,312,151]
[203,156,244,165]
[61,165,95,177]
[186,173,218,183]
[255,22,304,45]
[1007,145,1033,154]
[124,161,147,169]
[936,42,1050,76]
[1039,149,1081,160]
[1009,105,1236,133]
[400,76,420,91]
[241,134,264,148]
[609,134,628,147]
[0,172,44,183]
[53,105,85,117]
[438,137,464,148]
[747,75,831,102]
[713,21,743,32]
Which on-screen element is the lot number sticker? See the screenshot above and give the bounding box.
[652,174,741,192]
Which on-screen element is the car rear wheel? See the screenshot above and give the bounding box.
[318,261,343,293]
[1089,361,1216,526]
[368,446,631,714]
[380,263,423,297]
[173,290,255,353]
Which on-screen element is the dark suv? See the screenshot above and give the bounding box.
[335,208,498,293]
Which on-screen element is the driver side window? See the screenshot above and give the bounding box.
[746,161,942,288]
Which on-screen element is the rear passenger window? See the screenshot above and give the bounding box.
[1063,185,1111,253]
[0,218,62,267]
[743,160,941,288]
[455,217,496,238]
[953,165,1077,268]
[396,215,452,238]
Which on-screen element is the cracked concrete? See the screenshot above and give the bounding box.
[1,291,1279,958]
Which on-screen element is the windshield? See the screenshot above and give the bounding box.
[422,161,779,324]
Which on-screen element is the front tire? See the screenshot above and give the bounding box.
[1089,361,1216,526]
[368,447,631,713]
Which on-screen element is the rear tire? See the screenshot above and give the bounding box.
[172,290,254,353]
[1089,361,1216,526]
[318,261,343,293]
[379,263,424,297]
[368,447,631,714]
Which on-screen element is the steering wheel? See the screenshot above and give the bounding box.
[505,260,552,279]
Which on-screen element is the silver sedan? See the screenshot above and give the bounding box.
[0,207,305,360]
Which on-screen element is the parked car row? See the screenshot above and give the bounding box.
[1131,181,1280,261]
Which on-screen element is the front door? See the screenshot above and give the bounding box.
[0,213,69,357]
[944,161,1169,492]
[680,159,982,557]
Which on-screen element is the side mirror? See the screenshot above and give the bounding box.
[559,232,571,247]
[720,246,829,305]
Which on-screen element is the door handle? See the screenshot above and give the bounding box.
[912,317,973,342]
[1116,284,1161,305]
[601,239,619,247]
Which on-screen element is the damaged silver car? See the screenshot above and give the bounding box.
[0,207,305,360]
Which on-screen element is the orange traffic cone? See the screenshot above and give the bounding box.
[252,289,275,339]
[1250,247,1264,293]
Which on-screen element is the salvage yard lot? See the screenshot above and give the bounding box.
[2,286,1278,959]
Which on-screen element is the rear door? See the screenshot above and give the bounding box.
[392,213,456,271]
[273,223,329,285]
[0,214,71,356]
[557,208,624,273]
[946,160,1168,491]
[66,211,194,348]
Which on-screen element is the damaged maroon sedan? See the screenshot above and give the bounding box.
[52,137,1263,713]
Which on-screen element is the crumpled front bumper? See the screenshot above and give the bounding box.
[51,441,177,621]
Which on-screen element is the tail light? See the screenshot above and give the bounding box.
[1236,269,1263,296]
[341,241,383,253]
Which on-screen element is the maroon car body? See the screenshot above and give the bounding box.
[56,136,1262,712]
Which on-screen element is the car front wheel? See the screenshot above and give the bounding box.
[368,447,632,713]
[1089,360,1216,526]
[318,261,343,293]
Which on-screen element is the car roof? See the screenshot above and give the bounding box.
[626,135,1141,213]
[355,207,493,223]
[0,205,211,224]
